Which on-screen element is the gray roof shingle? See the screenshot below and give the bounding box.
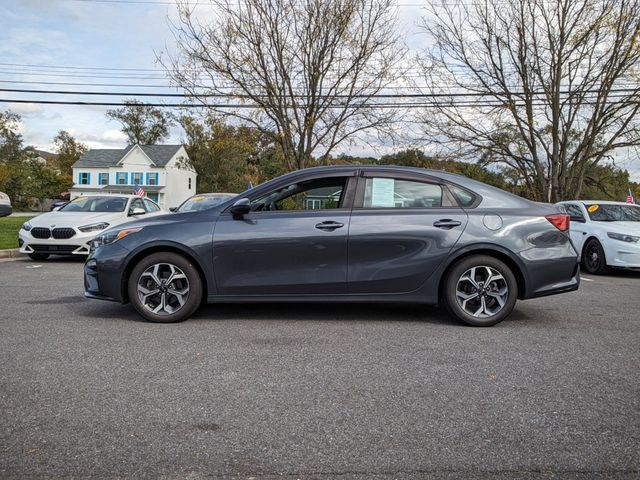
[72,144,183,169]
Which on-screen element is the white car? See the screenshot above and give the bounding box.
[0,191,11,217]
[557,200,640,274]
[19,195,163,260]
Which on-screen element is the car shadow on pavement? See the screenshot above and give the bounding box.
[191,302,465,327]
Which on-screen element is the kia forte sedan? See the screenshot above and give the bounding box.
[84,166,580,326]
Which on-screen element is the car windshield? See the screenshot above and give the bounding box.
[176,194,236,212]
[60,196,127,213]
[585,203,640,222]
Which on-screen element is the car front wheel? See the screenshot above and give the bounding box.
[582,239,610,275]
[128,252,203,323]
[442,255,518,327]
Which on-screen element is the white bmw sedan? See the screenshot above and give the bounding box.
[19,195,163,260]
[557,200,640,274]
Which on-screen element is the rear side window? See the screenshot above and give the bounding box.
[363,178,443,208]
[448,185,477,208]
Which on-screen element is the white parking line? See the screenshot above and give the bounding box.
[581,276,595,282]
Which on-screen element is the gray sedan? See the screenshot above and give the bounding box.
[84,165,580,326]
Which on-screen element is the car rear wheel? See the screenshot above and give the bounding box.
[128,252,203,323]
[582,239,610,275]
[442,255,518,327]
[28,253,50,261]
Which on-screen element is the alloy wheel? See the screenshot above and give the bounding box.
[137,263,190,315]
[455,266,509,318]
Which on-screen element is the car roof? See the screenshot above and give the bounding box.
[559,200,638,206]
[74,194,142,199]
[191,193,236,197]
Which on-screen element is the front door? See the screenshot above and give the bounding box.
[347,175,468,294]
[212,175,355,295]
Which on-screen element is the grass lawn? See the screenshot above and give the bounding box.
[0,217,33,249]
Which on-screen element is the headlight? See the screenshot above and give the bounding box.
[91,227,142,250]
[22,221,32,231]
[607,232,640,243]
[78,222,110,233]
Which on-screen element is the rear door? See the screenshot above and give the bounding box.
[347,172,468,294]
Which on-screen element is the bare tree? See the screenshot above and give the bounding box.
[419,0,640,201]
[164,0,405,171]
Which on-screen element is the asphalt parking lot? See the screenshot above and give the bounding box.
[0,256,639,479]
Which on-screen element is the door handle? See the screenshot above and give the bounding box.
[433,219,462,229]
[315,221,344,231]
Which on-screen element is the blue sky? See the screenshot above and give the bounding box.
[1,0,638,182]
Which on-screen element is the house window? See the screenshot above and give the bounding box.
[99,173,108,185]
[79,172,89,185]
[188,178,192,190]
[132,172,143,185]
[148,173,158,186]
[116,172,127,185]
[147,192,159,203]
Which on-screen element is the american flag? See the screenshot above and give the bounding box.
[134,184,145,197]
[627,188,635,204]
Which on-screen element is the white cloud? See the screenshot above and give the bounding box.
[7,102,45,118]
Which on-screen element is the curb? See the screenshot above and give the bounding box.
[0,248,21,259]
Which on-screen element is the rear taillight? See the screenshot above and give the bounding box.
[545,214,570,232]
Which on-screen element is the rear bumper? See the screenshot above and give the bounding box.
[0,205,12,217]
[518,244,580,300]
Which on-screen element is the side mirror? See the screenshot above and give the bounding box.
[129,207,146,216]
[230,198,251,219]
[169,207,177,212]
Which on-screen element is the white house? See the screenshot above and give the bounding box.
[70,144,196,209]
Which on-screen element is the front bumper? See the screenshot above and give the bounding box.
[19,228,101,256]
[84,243,131,303]
[604,240,640,268]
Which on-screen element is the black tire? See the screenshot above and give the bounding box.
[127,252,203,323]
[28,252,50,261]
[442,255,518,327]
[582,239,610,275]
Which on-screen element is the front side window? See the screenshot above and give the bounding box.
[143,198,160,212]
[565,204,586,222]
[251,177,347,212]
[129,198,145,213]
[363,178,443,208]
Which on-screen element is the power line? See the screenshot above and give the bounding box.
[1,98,633,109]
[1,86,637,99]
